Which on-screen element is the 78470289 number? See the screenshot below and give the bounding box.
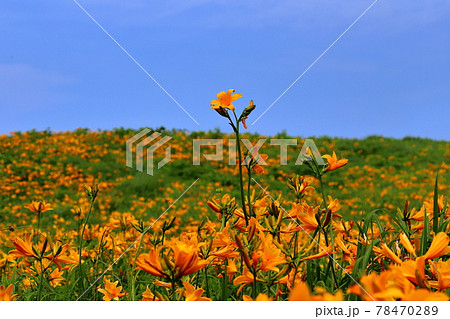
[376,306,438,316]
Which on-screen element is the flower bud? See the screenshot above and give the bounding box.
[207,200,221,213]
[276,210,284,227]
[235,234,244,251]
[322,209,332,227]
[247,221,257,242]
[242,251,252,270]
[214,106,229,118]
[239,100,256,120]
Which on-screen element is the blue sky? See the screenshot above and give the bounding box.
[1,0,449,139]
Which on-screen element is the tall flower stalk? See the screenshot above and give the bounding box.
[210,90,256,226]
[24,200,53,235]
[303,151,348,290]
[243,147,268,219]
[77,184,99,295]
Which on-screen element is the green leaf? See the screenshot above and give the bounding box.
[363,209,387,242]
[352,238,379,279]
[421,206,430,256]
[432,171,439,234]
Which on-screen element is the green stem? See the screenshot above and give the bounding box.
[322,230,338,290]
[37,260,44,301]
[318,174,328,209]
[204,267,210,297]
[292,232,299,287]
[131,233,145,301]
[170,278,176,301]
[231,111,249,226]
[317,173,338,290]
[161,231,165,245]
[220,215,226,231]
[78,200,95,296]
[37,212,41,235]
[252,270,257,299]
[432,171,439,234]
[247,169,253,218]
[222,259,228,300]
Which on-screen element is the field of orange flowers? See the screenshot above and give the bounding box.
[0,90,449,301]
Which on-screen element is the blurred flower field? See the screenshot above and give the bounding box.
[0,91,449,301]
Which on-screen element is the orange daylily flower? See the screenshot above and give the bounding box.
[423,195,446,215]
[401,289,449,301]
[335,235,357,272]
[297,179,314,194]
[136,241,207,281]
[277,268,303,289]
[354,264,448,301]
[289,281,343,301]
[409,207,426,222]
[212,225,235,247]
[97,278,126,301]
[424,232,450,260]
[250,233,286,272]
[251,154,268,175]
[296,203,319,231]
[301,246,335,261]
[280,221,303,234]
[289,281,312,300]
[322,152,348,171]
[395,257,426,286]
[136,247,169,279]
[241,149,268,175]
[348,270,416,301]
[172,242,208,278]
[327,196,342,218]
[399,232,416,256]
[226,258,238,278]
[233,268,256,286]
[46,243,77,270]
[24,200,53,214]
[0,284,17,301]
[429,259,450,290]
[141,286,161,301]
[243,293,273,301]
[9,234,38,259]
[234,268,261,294]
[210,89,242,111]
[9,234,76,270]
[212,226,238,258]
[49,268,65,287]
[212,245,239,258]
[373,243,403,264]
[312,287,345,301]
[182,281,211,301]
